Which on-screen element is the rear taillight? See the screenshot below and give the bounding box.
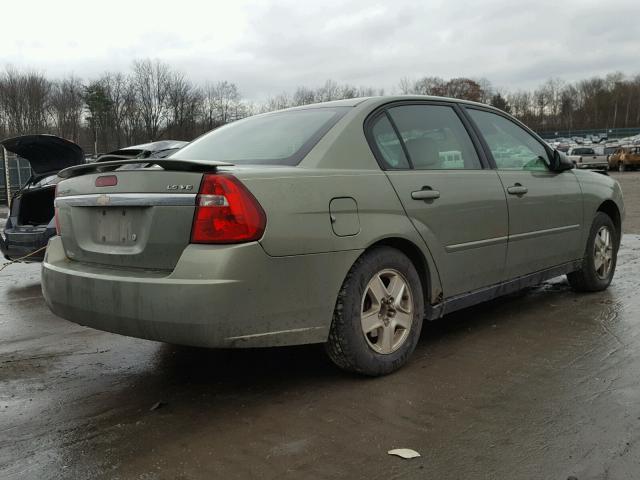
[54,184,61,235]
[190,174,266,244]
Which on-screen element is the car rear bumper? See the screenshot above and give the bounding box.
[42,236,361,348]
[1,227,53,261]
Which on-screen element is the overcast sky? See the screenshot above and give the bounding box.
[2,0,639,100]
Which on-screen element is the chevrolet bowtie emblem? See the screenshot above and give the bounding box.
[96,194,111,206]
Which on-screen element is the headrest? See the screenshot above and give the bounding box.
[404,137,440,168]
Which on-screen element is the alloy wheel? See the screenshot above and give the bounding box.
[593,226,614,280]
[360,269,413,354]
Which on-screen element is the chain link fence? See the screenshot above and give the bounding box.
[1,147,32,206]
[538,127,640,140]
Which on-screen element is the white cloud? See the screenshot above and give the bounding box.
[2,0,639,99]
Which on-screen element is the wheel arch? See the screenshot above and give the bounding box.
[365,237,436,316]
[597,200,622,246]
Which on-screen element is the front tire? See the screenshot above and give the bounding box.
[567,212,618,292]
[325,247,424,376]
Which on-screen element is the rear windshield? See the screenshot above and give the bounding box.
[572,148,594,155]
[172,107,350,165]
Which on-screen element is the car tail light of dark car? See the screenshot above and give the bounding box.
[190,174,266,244]
[95,175,118,187]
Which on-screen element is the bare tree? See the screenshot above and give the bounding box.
[203,81,246,128]
[3,62,640,154]
[292,86,316,106]
[262,93,291,112]
[132,59,171,140]
[0,67,52,135]
[50,76,84,142]
[166,72,202,139]
[98,72,137,148]
[443,78,483,102]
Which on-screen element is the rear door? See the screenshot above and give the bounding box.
[367,102,509,298]
[465,107,583,280]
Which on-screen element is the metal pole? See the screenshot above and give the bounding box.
[16,157,22,189]
[3,146,10,206]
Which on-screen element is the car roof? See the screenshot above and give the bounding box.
[285,95,497,112]
[288,97,372,109]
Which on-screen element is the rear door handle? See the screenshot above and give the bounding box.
[507,184,528,195]
[411,188,440,201]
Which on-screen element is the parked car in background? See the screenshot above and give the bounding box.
[1,137,188,262]
[0,135,84,261]
[96,140,188,162]
[556,140,570,152]
[608,146,640,171]
[567,146,608,169]
[594,133,608,143]
[43,96,624,376]
[604,145,619,162]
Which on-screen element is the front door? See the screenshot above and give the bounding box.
[466,108,583,280]
[367,103,509,298]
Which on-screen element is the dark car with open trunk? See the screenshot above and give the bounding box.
[1,135,84,261]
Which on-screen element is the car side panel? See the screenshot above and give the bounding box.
[235,168,445,306]
[573,170,625,247]
[497,169,584,279]
[384,170,508,297]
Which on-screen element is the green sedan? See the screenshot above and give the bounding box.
[42,96,624,376]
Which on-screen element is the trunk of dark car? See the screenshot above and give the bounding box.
[16,186,55,226]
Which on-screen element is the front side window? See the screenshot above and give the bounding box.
[468,109,549,171]
[385,105,482,170]
[172,107,349,166]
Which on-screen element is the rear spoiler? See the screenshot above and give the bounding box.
[58,158,233,179]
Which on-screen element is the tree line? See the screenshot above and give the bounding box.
[399,74,640,134]
[1,58,639,155]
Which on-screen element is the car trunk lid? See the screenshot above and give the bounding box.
[1,134,84,176]
[55,159,232,271]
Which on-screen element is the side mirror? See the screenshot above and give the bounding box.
[550,149,574,172]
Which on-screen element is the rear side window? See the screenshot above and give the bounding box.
[386,105,482,170]
[369,114,410,169]
[172,107,349,166]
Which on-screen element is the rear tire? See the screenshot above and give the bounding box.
[325,247,424,376]
[567,212,618,292]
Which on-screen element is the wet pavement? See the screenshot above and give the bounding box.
[2,178,640,479]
